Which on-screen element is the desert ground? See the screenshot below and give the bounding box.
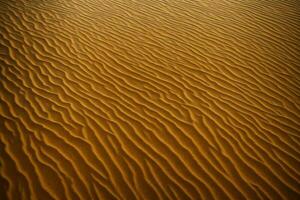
[0,0,300,199]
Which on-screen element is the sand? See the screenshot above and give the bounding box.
[0,0,300,199]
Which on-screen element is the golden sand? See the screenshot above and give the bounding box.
[0,0,300,199]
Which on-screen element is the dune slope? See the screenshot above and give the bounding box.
[1,0,300,199]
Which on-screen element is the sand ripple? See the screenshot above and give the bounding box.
[1,0,300,199]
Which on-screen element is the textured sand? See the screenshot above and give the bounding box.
[1,0,300,199]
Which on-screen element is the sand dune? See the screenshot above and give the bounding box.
[1,0,300,199]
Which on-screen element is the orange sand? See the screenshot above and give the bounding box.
[0,0,300,199]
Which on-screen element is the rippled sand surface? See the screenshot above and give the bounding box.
[1,0,300,199]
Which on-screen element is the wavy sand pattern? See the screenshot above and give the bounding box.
[1,0,300,199]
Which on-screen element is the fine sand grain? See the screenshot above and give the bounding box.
[1,0,300,199]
